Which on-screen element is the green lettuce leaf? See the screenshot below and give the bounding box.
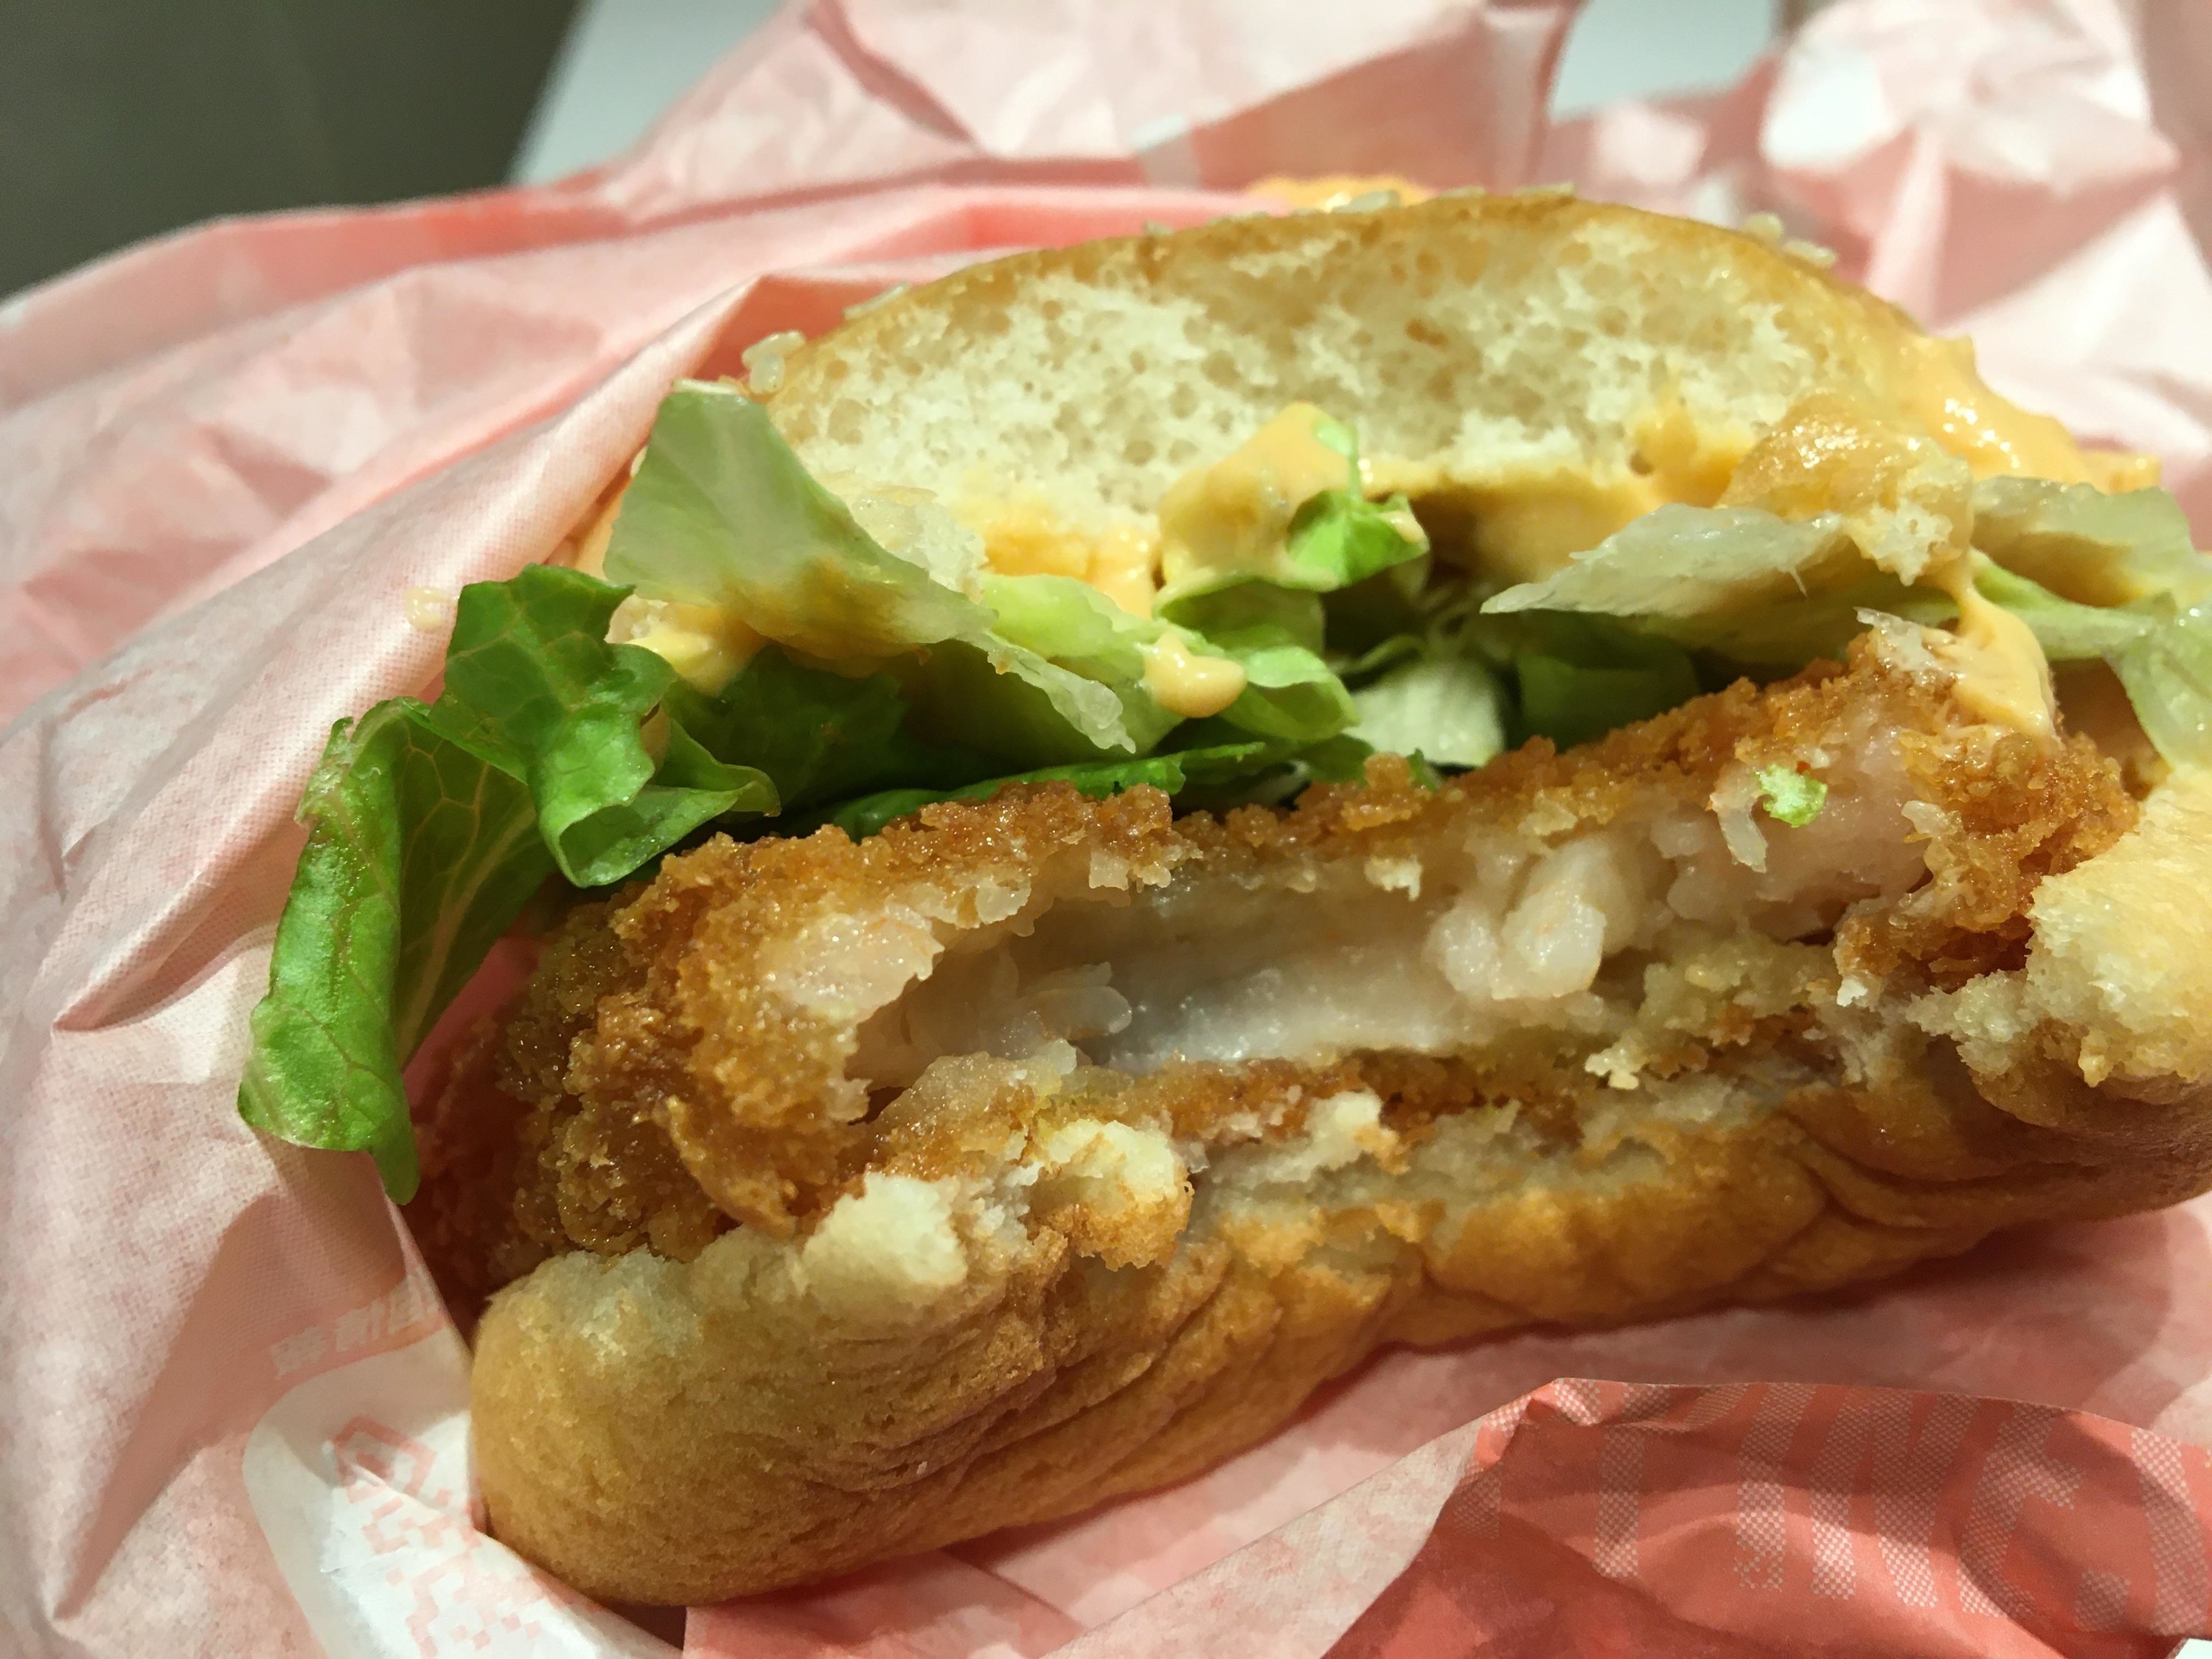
[1161,583,1358,742]
[1486,489,2211,667]
[915,637,1138,765]
[1484,504,1858,619]
[975,573,1185,756]
[1481,504,1924,666]
[1971,476,2212,609]
[1755,763,1829,828]
[604,380,981,658]
[1969,562,2160,661]
[1330,562,1693,765]
[1947,560,2212,768]
[1282,488,1430,591]
[1273,732,1381,786]
[1509,615,1703,751]
[803,740,1299,840]
[1138,409,1427,749]
[1480,486,2212,771]
[661,647,989,813]
[1154,406,1426,608]
[2108,604,2212,768]
[1349,652,1509,768]
[1319,554,1439,664]
[429,564,775,886]
[1960,497,2212,768]
[240,566,776,1200]
[240,706,552,1199]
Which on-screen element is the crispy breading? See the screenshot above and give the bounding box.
[408,639,2212,1604]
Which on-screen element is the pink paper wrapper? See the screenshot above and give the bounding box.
[5,1,2212,1654]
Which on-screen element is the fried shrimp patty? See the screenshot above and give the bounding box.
[402,629,2212,1601]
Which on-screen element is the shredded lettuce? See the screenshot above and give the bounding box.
[1349,653,1509,768]
[1970,477,2212,609]
[1755,763,1829,828]
[1481,504,1935,666]
[1161,582,1359,742]
[605,382,1138,757]
[2107,604,2212,768]
[1508,614,1703,751]
[1482,488,2212,771]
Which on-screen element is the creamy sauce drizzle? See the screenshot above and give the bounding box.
[1139,633,1246,718]
[1157,403,1356,592]
[1927,552,2056,741]
[608,597,763,695]
[1888,332,2156,489]
[1367,399,1740,584]
[970,498,1161,616]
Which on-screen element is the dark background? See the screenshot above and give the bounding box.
[1,1,580,298]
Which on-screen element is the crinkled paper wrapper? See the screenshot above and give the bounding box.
[7,2,2212,1654]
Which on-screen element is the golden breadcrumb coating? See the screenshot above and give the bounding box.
[403,634,2212,1604]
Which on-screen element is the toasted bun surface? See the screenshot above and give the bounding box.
[420,196,2212,1604]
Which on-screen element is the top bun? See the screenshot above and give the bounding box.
[765,192,2005,573]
